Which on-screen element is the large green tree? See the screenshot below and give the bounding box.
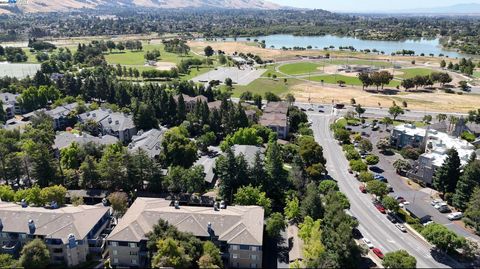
[382,250,417,269]
[421,223,465,253]
[464,187,480,234]
[234,185,272,215]
[433,148,461,194]
[161,127,198,168]
[453,160,480,210]
[19,239,50,269]
[152,238,191,269]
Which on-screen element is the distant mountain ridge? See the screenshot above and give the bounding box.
[385,3,480,14]
[0,0,281,14]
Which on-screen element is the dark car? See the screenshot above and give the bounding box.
[386,214,397,223]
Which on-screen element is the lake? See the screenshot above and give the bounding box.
[211,34,468,59]
[0,62,41,78]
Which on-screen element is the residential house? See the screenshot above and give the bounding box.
[232,145,265,167]
[0,202,111,267]
[79,109,137,143]
[259,102,289,139]
[23,103,78,131]
[107,198,264,268]
[127,128,167,158]
[174,94,209,112]
[0,93,21,119]
[194,155,218,184]
[207,100,223,111]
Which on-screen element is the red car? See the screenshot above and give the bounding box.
[359,185,366,193]
[374,203,386,214]
[372,248,384,259]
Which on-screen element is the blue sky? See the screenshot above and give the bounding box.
[269,0,480,12]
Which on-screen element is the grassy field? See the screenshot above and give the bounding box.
[231,78,302,97]
[278,62,324,75]
[474,71,480,79]
[261,64,284,78]
[397,68,435,79]
[308,74,401,88]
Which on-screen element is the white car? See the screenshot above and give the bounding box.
[447,212,463,220]
[434,202,447,209]
[422,221,434,226]
[431,199,443,206]
[362,238,374,249]
[395,224,407,232]
[399,201,410,208]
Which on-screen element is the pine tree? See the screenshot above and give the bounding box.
[176,94,186,125]
[453,160,480,210]
[433,148,461,194]
[265,141,288,205]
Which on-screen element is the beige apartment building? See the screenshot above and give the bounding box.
[0,202,111,267]
[107,198,264,268]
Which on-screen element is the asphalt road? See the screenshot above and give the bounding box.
[309,109,458,268]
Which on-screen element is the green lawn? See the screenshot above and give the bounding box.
[261,64,284,78]
[278,62,324,75]
[397,68,435,79]
[231,78,301,98]
[474,71,480,79]
[308,74,400,88]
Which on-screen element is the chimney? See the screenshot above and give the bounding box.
[220,200,226,209]
[28,219,35,234]
[68,234,77,249]
[21,199,27,208]
[214,202,219,211]
[108,118,112,124]
[174,200,180,209]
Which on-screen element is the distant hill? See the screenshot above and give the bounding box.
[0,0,281,14]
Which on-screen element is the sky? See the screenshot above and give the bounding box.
[268,0,480,12]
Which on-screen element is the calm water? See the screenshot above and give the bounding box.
[0,62,41,78]
[213,34,467,59]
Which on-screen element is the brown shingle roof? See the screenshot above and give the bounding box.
[107,198,264,245]
[264,102,289,114]
[259,112,288,127]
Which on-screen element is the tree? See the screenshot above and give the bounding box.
[421,223,465,253]
[266,212,286,239]
[0,185,15,202]
[440,59,446,68]
[401,78,415,91]
[253,94,262,109]
[349,159,367,172]
[285,196,301,222]
[382,250,417,269]
[433,148,461,194]
[423,115,433,124]
[388,105,404,121]
[162,127,198,168]
[393,159,412,174]
[437,113,447,122]
[465,187,480,234]
[204,46,214,57]
[453,160,480,210]
[98,143,127,189]
[459,81,470,91]
[220,127,263,151]
[216,148,248,202]
[264,141,288,204]
[0,100,5,124]
[224,77,233,87]
[265,92,281,102]
[365,155,379,165]
[298,216,326,268]
[152,238,191,269]
[358,171,374,182]
[382,196,400,212]
[355,104,366,118]
[381,117,393,129]
[234,185,272,215]
[318,180,339,195]
[358,72,371,90]
[0,254,16,268]
[106,40,116,53]
[300,182,323,220]
[198,241,222,269]
[134,102,158,130]
[285,93,296,104]
[40,185,67,206]
[376,138,391,153]
[358,138,373,153]
[107,192,128,216]
[366,180,388,197]
[20,239,50,269]
[163,166,205,194]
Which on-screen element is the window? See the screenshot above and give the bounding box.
[113,258,119,264]
[129,242,137,248]
[20,234,26,239]
[131,259,137,265]
[110,241,118,247]
[130,251,138,256]
[240,245,249,250]
[119,241,128,247]
[53,248,63,254]
[112,250,118,256]
[250,255,257,261]
[232,254,238,259]
[251,246,258,251]
[232,245,238,251]
[251,263,257,268]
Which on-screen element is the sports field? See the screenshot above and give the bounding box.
[397,68,436,79]
[308,74,401,88]
[278,62,324,75]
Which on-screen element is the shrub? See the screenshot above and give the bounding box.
[349,159,368,172]
[358,171,374,182]
[400,146,421,160]
[345,149,361,160]
[365,155,380,165]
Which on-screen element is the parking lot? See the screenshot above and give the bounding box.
[191,66,266,86]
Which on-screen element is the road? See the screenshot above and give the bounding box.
[309,108,458,268]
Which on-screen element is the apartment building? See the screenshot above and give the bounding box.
[259,102,289,139]
[0,202,111,267]
[107,198,264,268]
[79,108,137,142]
[390,124,426,148]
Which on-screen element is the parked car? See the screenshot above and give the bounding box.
[374,203,386,214]
[395,196,406,203]
[372,248,384,259]
[438,206,451,213]
[422,220,434,226]
[447,212,463,220]
[387,184,394,192]
[318,109,325,113]
[359,185,367,193]
[348,168,353,174]
[308,108,314,111]
[363,238,374,249]
[395,224,407,232]
[386,214,397,223]
[434,202,447,209]
[301,108,306,112]
[431,199,443,206]
[399,201,410,208]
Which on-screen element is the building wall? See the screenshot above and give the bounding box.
[229,244,262,268]
[390,130,424,149]
[108,241,142,268]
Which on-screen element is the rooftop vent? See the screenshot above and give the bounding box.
[108,118,112,123]
[92,113,96,117]
[28,219,35,234]
[21,199,27,208]
[115,120,119,125]
[214,202,219,211]
[68,233,77,249]
[174,200,180,209]
[220,200,226,209]
[50,201,58,209]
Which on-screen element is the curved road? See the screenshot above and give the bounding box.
[309,109,458,268]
